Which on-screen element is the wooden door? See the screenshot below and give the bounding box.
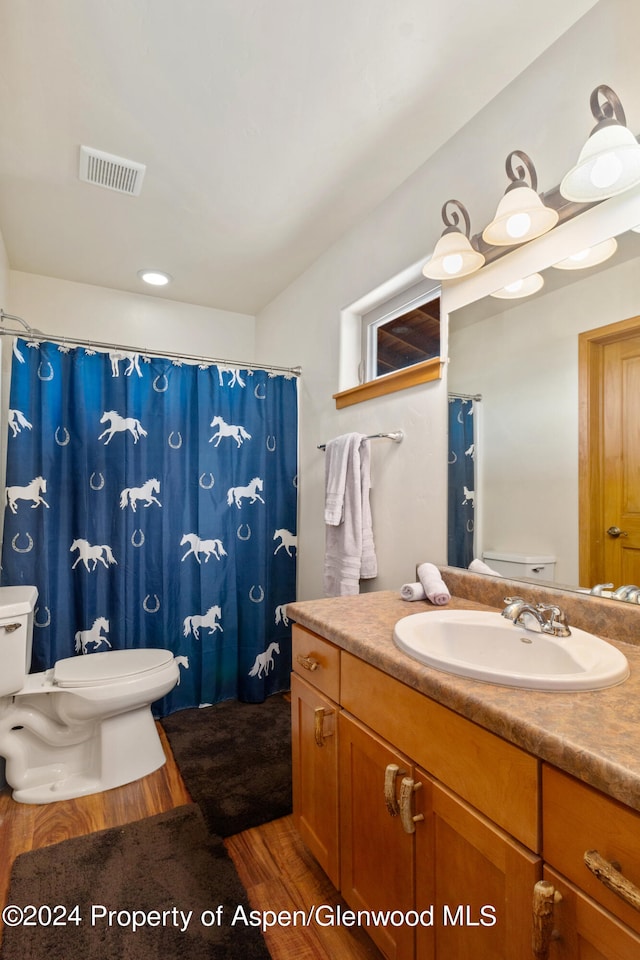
[291,672,340,887]
[543,867,640,959]
[339,711,416,960]
[414,773,541,960]
[579,318,640,588]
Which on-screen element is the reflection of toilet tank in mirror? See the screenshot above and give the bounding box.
[0,585,179,804]
[482,552,556,582]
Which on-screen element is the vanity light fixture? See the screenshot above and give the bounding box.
[552,236,618,271]
[489,273,544,299]
[560,85,640,202]
[422,200,485,279]
[138,269,172,286]
[482,151,558,247]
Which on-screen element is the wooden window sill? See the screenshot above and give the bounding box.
[333,357,443,409]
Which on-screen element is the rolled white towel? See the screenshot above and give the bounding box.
[400,582,426,601]
[469,558,502,577]
[417,562,451,606]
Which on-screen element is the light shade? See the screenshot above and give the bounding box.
[423,230,485,280]
[560,85,640,202]
[490,273,544,300]
[552,237,618,271]
[482,151,558,247]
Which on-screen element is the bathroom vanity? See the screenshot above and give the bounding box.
[287,571,640,960]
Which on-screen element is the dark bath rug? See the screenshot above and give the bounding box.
[160,693,292,837]
[0,804,271,960]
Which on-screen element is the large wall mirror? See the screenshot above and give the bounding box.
[442,186,640,597]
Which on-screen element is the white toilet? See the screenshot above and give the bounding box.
[0,585,179,804]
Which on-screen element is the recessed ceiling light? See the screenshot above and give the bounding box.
[138,270,172,286]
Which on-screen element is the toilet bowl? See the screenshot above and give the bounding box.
[0,585,179,804]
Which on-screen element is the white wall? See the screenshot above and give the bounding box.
[254,0,640,600]
[7,271,255,360]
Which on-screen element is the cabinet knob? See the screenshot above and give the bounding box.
[296,654,320,672]
[532,880,562,960]
[584,849,640,910]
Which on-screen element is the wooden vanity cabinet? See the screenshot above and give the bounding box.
[415,774,541,960]
[291,626,340,887]
[339,711,416,960]
[541,764,640,956]
[541,867,640,959]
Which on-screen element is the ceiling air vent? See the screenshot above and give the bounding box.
[79,145,146,197]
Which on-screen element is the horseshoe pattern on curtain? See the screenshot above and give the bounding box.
[1,339,298,715]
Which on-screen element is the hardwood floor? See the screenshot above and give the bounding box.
[0,724,382,959]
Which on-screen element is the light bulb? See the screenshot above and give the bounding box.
[590,152,623,190]
[505,212,532,239]
[569,248,591,262]
[504,279,524,293]
[442,253,464,275]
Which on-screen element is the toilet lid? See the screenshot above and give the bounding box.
[53,648,174,688]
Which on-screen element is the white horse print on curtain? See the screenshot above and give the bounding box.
[119,479,162,511]
[180,533,227,563]
[75,617,111,653]
[8,409,32,437]
[183,605,223,639]
[6,477,49,514]
[226,477,265,508]
[248,641,280,678]
[209,415,252,447]
[273,529,297,556]
[70,538,117,571]
[98,410,148,444]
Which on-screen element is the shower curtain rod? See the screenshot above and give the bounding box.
[0,309,302,377]
[448,391,482,401]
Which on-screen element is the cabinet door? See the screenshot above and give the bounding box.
[414,772,541,960]
[339,711,415,960]
[291,672,340,887]
[542,867,640,959]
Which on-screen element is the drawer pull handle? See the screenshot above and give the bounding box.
[1,623,21,634]
[314,707,327,747]
[532,880,562,960]
[584,849,640,911]
[384,764,405,816]
[296,654,319,672]
[399,777,424,834]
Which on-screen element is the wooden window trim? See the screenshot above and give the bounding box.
[333,356,443,409]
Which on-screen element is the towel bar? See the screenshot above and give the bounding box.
[318,430,404,450]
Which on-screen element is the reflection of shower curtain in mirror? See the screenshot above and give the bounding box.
[448,397,476,567]
[1,338,298,716]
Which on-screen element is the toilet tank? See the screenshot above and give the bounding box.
[0,585,38,696]
[482,552,556,583]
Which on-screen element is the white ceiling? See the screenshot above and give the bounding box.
[0,1,598,315]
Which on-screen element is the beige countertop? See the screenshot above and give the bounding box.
[287,589,640,814]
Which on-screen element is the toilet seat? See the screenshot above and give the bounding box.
[53,649,174,688]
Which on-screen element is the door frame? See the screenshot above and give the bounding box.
[579,315,640,586]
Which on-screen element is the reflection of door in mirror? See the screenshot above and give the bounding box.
[580,317,640,589]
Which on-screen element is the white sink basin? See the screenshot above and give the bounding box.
[393,610,630,691]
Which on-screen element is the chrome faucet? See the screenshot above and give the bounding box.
[590,583,614,596]
[612,584,640,601]
[501,597,571,637]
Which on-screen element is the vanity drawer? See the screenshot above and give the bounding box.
[340,652,539,851]
[292,625,340,702]
[543,764,640,934]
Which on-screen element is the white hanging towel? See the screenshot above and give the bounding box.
[323,432,377,596]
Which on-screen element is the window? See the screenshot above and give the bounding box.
[367,291,440,380]
[335,270,442,409]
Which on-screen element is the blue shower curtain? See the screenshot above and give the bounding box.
[447,396,476,568]
[2,338,298,715]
